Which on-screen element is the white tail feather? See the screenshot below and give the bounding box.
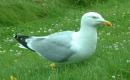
[18,44,27,49]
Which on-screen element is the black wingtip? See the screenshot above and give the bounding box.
[14,34,29,47]
[14,34,34,51]
[14,34,29,40]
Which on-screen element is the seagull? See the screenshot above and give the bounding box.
[14,12,112,64]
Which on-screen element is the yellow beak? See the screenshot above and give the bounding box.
[101,20,112,27]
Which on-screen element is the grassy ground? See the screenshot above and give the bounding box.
[0,0,130,80]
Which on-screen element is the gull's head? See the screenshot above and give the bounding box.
[81,12,112,27]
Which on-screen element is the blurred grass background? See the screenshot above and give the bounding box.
[0,0,130,80]
[0,0,106,26]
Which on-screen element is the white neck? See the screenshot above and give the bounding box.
[74,21,97,55]
[70,19,98,61]
[79,21,97,42]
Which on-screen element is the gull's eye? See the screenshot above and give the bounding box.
[92,16,98,19]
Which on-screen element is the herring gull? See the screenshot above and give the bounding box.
[14,12,112,63]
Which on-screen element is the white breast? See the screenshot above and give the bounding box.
[69,31,97,62]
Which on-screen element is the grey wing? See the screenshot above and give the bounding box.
[30,31,76,62]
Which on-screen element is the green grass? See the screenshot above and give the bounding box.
[0,0,130,80]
